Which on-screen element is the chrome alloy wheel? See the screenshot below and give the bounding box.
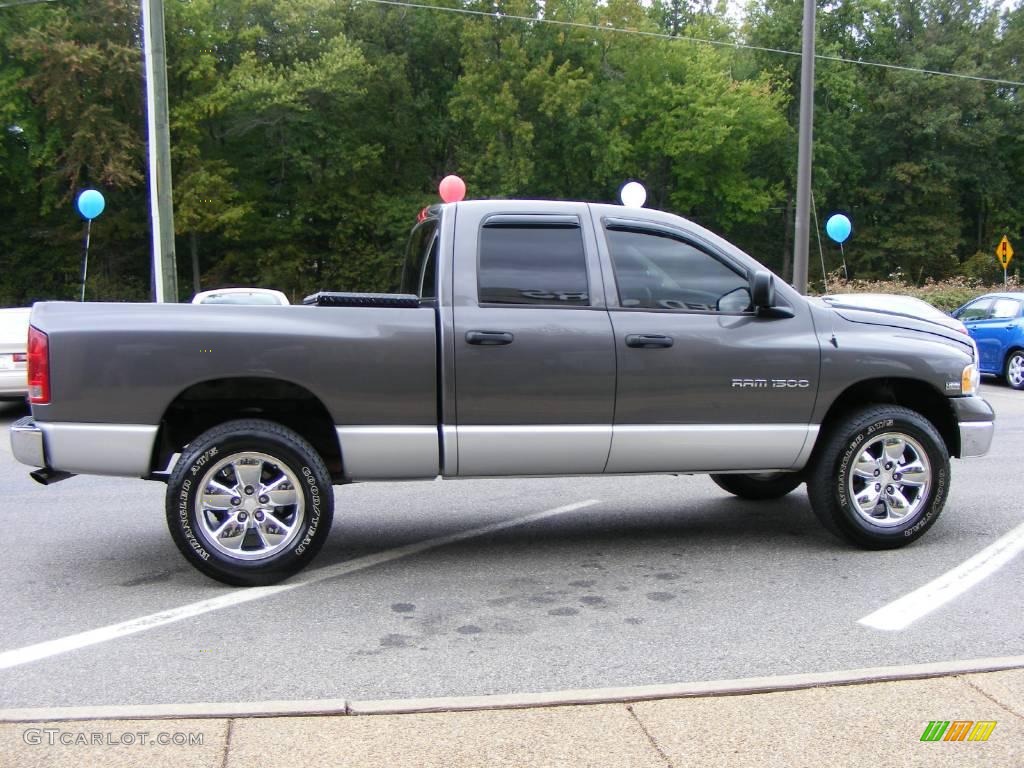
[848,433,932,527]
[195,452,305,561]
[1008,352,1024,389]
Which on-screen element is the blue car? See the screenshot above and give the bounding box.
[952,292,1024,390]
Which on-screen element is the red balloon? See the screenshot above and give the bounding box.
[439,175,466,203]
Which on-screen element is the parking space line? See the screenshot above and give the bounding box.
[858,520,1024,631]
[0,499,599,670]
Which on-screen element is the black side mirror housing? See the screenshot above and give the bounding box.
[751,271,794,319]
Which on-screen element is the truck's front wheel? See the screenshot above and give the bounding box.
[709,472,803,500]
[807,406,949,549]
[166,419,334,586]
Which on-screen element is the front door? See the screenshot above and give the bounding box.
[594,217,820,473]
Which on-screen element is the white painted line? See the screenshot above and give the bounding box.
[859,520,1024,631]
[0,499,599,670]
[3,655,1023,722]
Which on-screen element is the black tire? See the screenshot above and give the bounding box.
[807,406,949,549]
[1005,349,1024,390]
[710,472,803,500]
[166,419,334,586]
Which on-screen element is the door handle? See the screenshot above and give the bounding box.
[466,330,514,346]
[625,334,674,349]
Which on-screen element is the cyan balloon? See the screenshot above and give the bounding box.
[825,213,852,244]
[76,189,106,220]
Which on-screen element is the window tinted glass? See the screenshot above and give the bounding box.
[478,224,589,306]
[605,228,749,312]
[401,219,438,298]
[991,298,1021,319]
[956,299,992,321]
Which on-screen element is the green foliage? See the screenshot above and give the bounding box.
[812,270,1018,313]
[1,0,1023,304]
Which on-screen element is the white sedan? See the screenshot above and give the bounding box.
[0,307,31,400]
[192,287,290,306]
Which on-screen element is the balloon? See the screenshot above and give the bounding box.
[825,213,852,244]
[76,189,106,220]
[619,181,647,208]
[439,175,466,203]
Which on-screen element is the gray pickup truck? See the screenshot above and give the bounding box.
[11,200,995,585]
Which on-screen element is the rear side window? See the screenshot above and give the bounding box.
[478,220,589,306]
[991,298,1022,319]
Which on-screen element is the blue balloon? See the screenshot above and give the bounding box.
[825,213,852,244]
[76,189,105,220]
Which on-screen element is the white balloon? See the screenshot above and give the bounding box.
[620,181,647,208]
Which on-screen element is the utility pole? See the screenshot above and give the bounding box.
[792,0,816,295]
[141,0,178,303]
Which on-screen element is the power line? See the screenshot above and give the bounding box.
[356,0,1024,88]
[0,0,58,8]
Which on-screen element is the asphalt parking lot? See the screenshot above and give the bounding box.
[0,384,1022,710]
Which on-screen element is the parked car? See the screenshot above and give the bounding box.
[192,287,290,305]
[818,294,968,336]
[0,307,31,400]
[952,292,1024,390]
[11,200,993,585]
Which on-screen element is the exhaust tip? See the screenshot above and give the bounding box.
[29,469,75,486]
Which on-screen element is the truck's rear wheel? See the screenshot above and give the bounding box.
[807,406,949,549]
[710,472,803,500]
[166,419,334,586]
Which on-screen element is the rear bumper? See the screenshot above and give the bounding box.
[10,416,44,467]
[9,418,158,477]
[951,396,995,458]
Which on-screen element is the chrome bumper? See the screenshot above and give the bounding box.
[959,420,995,458]
[10,416,45,468]
[11,419,158,477]
[951,395,995,458]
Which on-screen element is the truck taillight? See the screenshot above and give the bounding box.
[27,325,50,404]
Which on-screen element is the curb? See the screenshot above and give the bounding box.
[2,655,1023,723]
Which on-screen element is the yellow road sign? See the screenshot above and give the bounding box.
[996,236,1013,269]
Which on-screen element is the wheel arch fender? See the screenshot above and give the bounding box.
[151,376,343,481]
[812,377,960,460]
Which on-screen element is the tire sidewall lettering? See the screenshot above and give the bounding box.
[837,418,941,536]
[296,466,321,556]
[177,477,211,561]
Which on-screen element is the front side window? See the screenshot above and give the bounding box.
[478,221,589,306]
[955,299,992,322]
[605,227,750,312]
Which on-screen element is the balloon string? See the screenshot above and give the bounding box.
[811,190,827,294]
[81,219,91,302]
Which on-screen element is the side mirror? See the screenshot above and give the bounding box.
[751,271,775,309]
[750,271,794,319]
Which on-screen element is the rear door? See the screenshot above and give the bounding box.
[451,203,616,476]
[593,216,820,473]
